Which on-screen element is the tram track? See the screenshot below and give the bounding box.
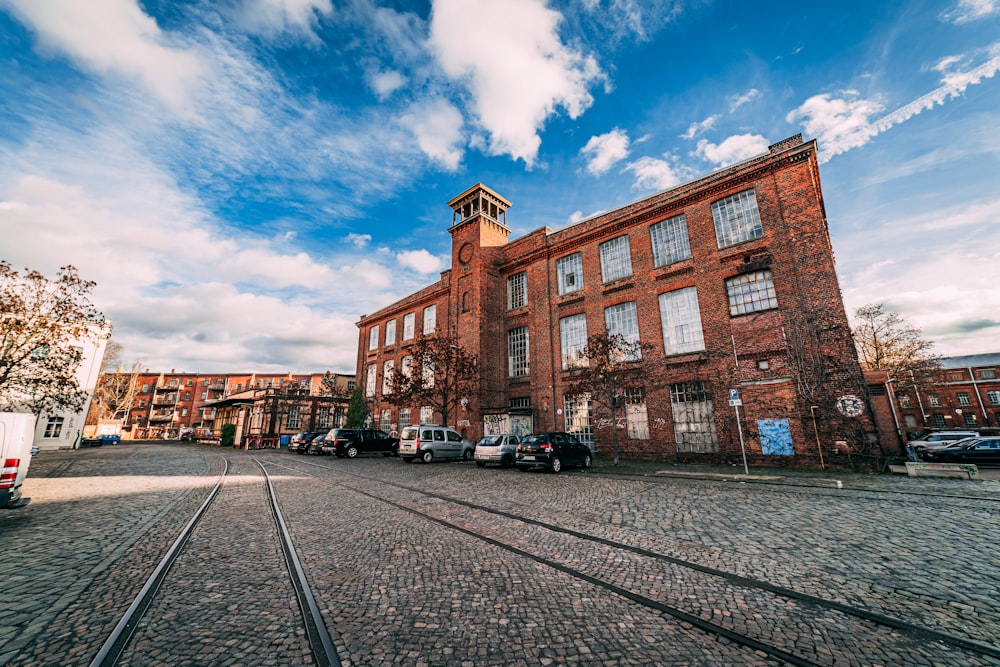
[270,456,1000,667]
[89,456,340,667]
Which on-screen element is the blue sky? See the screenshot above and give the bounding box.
[1,0,998,374]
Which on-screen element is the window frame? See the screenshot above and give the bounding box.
[507,271,527,310]
[604,301,641,360]
[556,253,583,295]
[726,270,778,316]
[599,235,633,282]
[385,320,396,346]
[423,305,437,335]
[559,313,588,370]
[508,326,530,378]
[403,313,415,341]
[712,188,764,248]
[659,286,705,355]
[650,214,692,267]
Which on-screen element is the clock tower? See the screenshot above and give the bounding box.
[447,184,512,418]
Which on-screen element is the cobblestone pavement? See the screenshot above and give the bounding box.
[2,444,999,666]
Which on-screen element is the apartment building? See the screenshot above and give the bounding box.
[107,371,355,440]
[356,135,877,468]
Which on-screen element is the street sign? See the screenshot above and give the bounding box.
[728,388,742,406]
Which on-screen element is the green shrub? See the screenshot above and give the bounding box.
[221,423,236,447]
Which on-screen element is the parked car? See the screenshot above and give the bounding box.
[516,432,592,473]
[923,437,1000,465]
[304,433,328,455]
[474,434,520,468]
[322,428,399,458]
[915,437,980,460]
[288,431,320,454]
[398,425,474,463]
[906,431,977,460]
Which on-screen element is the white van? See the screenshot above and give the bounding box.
[1,413,36,509]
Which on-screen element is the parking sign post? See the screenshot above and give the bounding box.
[729,388,749,475]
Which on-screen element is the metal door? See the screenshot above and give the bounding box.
[758,419,793,456]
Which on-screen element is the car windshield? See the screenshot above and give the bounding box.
[478,436,502,446]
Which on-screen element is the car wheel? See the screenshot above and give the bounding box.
[402,457,413,463]
[462,448,473,461]
[550,457,562,473]
[346,445,359,458]
[476,461,486,468]
[421,450,434,464]
[582,454,592,469]
[501,454,513,468]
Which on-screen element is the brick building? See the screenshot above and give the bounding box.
[356,135,878,468]
[91,370,354,441]
[866,353,1000,451]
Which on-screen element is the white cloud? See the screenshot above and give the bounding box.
[695,133,769,166]
[429,0,604,166]
[2,0,206,115]
[345,233,371,248]
[370,70,407,100]
[396,249,444,274]
[940,0,999,24]
[786,93,884,160]
[788,42,1000,161]
[681,115,719,140]
[728,88,760,112]
[580,128,630,176]
[232,0,333,38]
[400,98,465,171]
[624,156,682,191]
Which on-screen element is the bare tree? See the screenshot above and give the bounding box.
[852,304,939,388]
[384,333,479,427]
[91,362,143,424]
[566,333,652,466]
[0,262,109,415]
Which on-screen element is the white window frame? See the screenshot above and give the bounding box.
[369,325,380,350]
[559,313,588,370]
[650,214,691,267]
[403,313,415,340]
[604,301,641,360]
[726,270,778,315]
[624,387,649,440]
[659,287,705,355]
[382,360,395,395]
[43,416,64,438]
[563,394,593,449]
[987,390,1000,405]
[385,320,396,346]
[507,272,527,310]
[599,235,633,282]
[423,305,436,334]
[556,253,583,295]
[957,392,972,407]
[712,189,763,248]
[508,327,530,377]
[287,406,301,430]
[365,364,376,398]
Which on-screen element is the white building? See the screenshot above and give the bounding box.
[33,329,109,452]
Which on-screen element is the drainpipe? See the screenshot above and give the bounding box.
[884,377,903,450]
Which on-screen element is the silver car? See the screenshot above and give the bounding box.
[399,425,475,463]
[474,434,520,468]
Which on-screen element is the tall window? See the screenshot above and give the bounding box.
[599,235,632,282]
[726,270,777,315]
[422,356,435,388]
[507,272,527,310]
[419,406,434,424]
[401,355,414,379]
[380,410,392,432]
[556,253,583,295]
[423,305,437,334]
[382,360,395,394]
[318,407,332,429]
[564,394,593,449]
[403,313,415,340]
[43,416,64,438]
[287,406,301,430]
[712,189,763,248]
[385,320,396,346]
[964,413,978,426]
[932,414,945,427]
[508,327,530,377]
[928,394,941,407]
[650,214,691,267]
[559,314,588,369]
[399,408,411,429]
[987,390,1000,405]
[624,387,649,440]
[957,392,972,406]
[604,301,641,360]
[365,364,376,397]
[659,287,705,355]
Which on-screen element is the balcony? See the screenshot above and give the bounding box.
[148,413,175,423]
